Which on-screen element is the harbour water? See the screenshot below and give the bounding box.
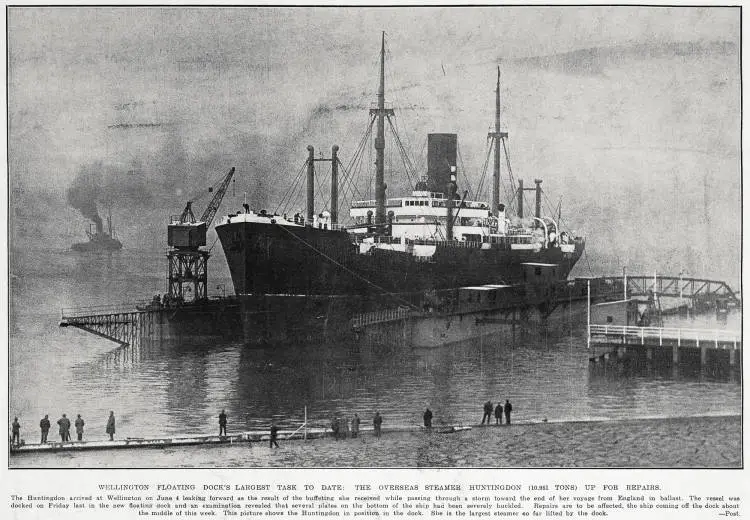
[8,248,741,467]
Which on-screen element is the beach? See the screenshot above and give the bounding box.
[10,415,741,468]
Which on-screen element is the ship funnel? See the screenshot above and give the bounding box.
[426,133,458,194]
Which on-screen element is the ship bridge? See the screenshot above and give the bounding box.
[349,190,504,243]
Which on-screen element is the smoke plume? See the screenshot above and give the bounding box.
[66,160,155,231]
[66,162,104,231]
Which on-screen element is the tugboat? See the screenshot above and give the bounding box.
[213,33,585,345]
[72,213,123,252]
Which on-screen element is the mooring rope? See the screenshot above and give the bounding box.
[273,223,419,311]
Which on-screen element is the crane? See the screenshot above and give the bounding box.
[166,166,236,303]
[169,167,236,248]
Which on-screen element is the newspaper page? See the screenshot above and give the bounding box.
[3,2,746,519]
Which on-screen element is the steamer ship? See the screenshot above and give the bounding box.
[72,213,123,252]
[210,34,584,345]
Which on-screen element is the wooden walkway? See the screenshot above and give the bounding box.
[589,324,741,365]
[9,425,473,455]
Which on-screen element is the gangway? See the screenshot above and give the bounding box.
[60,302,157,347]
[599,275,740,306]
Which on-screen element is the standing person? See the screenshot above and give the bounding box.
[494,403,503,425]
[481,400,493,425]
[57,414,71,442]
[330,416,340,440]
[373,412,383,438]
[106,411,116,441]
[269,421,280,448]
[342,416,350,439]
[351,414,360,438]
[74,414,85,441]
[39,415,50,443]
[11,417,20,446]
[504,400,513,425]
[219,410,227,437]
[423,408,433,429]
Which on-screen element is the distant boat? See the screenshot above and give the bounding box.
[72,213,123,252]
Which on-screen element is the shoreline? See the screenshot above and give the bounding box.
[9,414,741,468]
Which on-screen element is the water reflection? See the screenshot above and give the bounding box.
[63,314,740,440]
[13,242,741,442]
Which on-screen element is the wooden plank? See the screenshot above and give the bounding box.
[9,424,474,455]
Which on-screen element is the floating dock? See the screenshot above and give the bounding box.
[60,275,739,349]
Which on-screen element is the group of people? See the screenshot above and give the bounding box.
[423,400,513,429]
[218,410,281,448]
[10,411,116,446]
[481,400,513,425]
[12,403,515,449]
[329,412,383,439]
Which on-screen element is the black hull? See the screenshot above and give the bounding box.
[216,221,584,297]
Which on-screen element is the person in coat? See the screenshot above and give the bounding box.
[481,400,493,425]
[57,414,71,442]
[373,412,383,438]
[351,414,360,438]
[504,400,513,425]
[269,421,280,448]
[74,414,85,441]
[11,417,20,446]
[39,415,50,443]
[106,411,116,441]
[330,416,340,440]
[494,403,503,425]
[342,416,350,439]
[219,410,227,437]
[423,408,433,429]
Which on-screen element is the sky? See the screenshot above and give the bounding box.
[6,6,742,283]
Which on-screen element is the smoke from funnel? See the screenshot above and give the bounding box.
[66,162,103,232]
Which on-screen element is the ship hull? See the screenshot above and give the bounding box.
[154,289,590,349]
[71,241,123,252]
[216,220,584,297]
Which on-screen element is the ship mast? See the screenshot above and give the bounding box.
[488,67,507,217]
[372,31,393,229]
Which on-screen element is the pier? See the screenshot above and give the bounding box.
[60,298,242,347]
[59,303,156,347]
[9,425,473,455]
[589,324,741,366]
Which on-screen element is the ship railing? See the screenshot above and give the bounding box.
[352,235,403,245]
[351,307,412,328]
[327,223,348,231]
[61,302,146,319]
[436,240,484,249]
[311,222,347,232]
[589,324,741,346]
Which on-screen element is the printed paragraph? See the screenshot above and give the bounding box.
[7,484,743,518]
